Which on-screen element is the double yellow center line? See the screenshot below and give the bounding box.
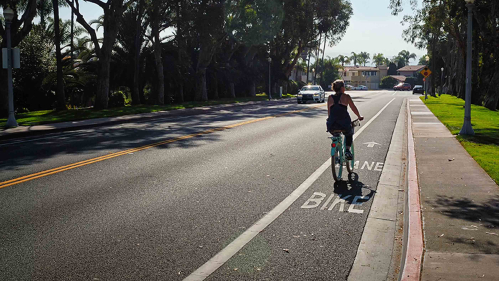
[0,104,325,189]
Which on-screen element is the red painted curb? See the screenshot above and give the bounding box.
[401,101,424,281]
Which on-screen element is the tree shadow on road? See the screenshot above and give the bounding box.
[0,101,326,173]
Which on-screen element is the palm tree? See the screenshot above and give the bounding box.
[398,50,417,65]
[350,52,359,66]
[336,55,350,66]
[372,53,386,67]
[359,52,370,66]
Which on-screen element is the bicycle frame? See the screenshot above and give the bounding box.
[329,119,359,180]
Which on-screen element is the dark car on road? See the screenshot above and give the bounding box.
[412,85,424,94]
[393,83,412,91]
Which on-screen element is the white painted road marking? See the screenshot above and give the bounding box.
[364,141,381,148]
[301,193,370,214]
[183,98,396,281]
[335,161,384,172]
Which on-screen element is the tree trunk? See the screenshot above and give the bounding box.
[178,82,184,103]
[212,72,219,100]
[53,0,66,110]
[249,80,256,97]
[229,83,235,98]
[152,4,165,105]
[95,53,111,109]
[195,68,208,101]
[132,0,144,105]
[154,36,165,105]
[484,66,499,110]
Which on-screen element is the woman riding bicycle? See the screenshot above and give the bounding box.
[326,80,364,160]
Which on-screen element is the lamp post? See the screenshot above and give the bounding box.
[267,57,272,100]
[4,6,17,128]
[460,0,475,135]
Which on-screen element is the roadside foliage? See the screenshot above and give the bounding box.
[0,0,353,114]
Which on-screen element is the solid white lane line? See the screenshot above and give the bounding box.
[183,98,397,281]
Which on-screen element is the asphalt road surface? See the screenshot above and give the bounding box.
[0,90,416,280]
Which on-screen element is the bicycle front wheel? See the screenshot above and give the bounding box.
[331,146,343,181]
[346,142,355,173]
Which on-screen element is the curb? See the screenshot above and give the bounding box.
[348,99,407,281]
[0,98,296,141]
[400,100,424,281]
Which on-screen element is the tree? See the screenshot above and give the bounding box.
[336,55,350,66]
[350,52,358,66]
[359,51,370,66]
[52,0,66,110]
[373,53,387,67]
[0,0,38,116]
[391,0,499,109]
[64,0,130,109]
[398,50,417,65]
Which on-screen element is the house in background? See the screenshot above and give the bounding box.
[390,75,408,83]
[340,65,388,90]
[397,65,426,78]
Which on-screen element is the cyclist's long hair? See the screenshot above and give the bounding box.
[333,80,345,93]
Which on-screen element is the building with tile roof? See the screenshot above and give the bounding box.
[339,65,389,90]
[397,65,426,78]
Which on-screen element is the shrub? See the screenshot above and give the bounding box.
[380,76,399,89]
[109,91,126,108]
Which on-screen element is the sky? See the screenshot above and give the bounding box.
[6,0,425,67]
[324,0,426,66]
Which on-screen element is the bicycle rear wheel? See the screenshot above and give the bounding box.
[346,142,355,173]
[331,146,343,181]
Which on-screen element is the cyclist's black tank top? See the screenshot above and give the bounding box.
[327,92,351,132]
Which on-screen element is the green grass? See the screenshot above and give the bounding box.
[0,93,295,128]
[421,94,499,184]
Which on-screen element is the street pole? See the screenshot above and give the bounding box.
[460,1,475,136]
[424,79,427,100]
[4,7,18,128]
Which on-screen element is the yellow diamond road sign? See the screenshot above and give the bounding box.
[420,67,432,78]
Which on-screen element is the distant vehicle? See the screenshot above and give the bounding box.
[394,83,412,91]
[356,85,368,90]
[345,85,354,90]
[297,85,325,104]
[412,85,424,94]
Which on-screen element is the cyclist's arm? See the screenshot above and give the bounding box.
[348,96,364,120]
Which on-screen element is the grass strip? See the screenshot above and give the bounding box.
[421,94,499,184]
[0,94,295,127]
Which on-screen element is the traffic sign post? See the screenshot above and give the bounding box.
[421,67,432,100]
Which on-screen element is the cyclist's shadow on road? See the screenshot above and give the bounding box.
[332,172,376,205]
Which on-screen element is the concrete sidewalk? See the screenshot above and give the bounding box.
[408,98,499,281]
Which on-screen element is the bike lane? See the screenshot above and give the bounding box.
[200,96,406,281]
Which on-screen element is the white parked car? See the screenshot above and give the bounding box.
[356,85,368,90]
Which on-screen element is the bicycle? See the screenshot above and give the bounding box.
[328,119,361,182]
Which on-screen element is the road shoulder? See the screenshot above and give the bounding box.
[348,98,407,281]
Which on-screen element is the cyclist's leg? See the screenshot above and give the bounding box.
[344,129,354,160]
